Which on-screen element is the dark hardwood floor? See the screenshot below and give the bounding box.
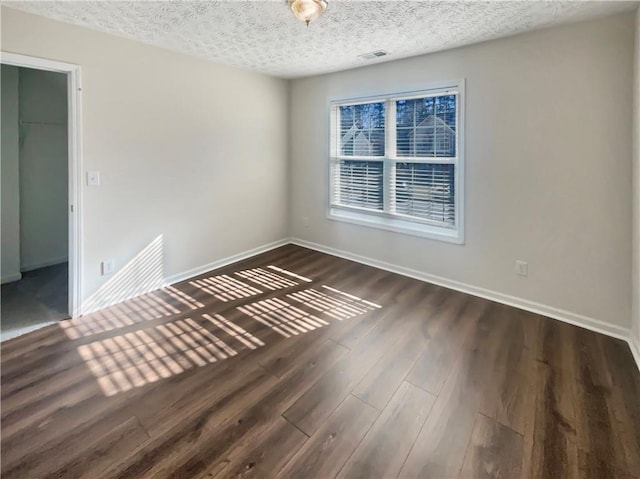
[1,244,639,478]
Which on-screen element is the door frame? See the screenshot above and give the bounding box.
[1,51,83,318]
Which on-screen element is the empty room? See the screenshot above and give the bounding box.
[1,1,639,478]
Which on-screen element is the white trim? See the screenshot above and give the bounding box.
[1,52,77,73]
[68,63,83,319]
[1,273,22,284]
[328,80,465,244]
[164,238,291,286]
[456,79,466,244]
[290,237,632,342]
[21,257,68,272]
[1,52,83,319]
[327,208,462,243]
[329,81,463,107]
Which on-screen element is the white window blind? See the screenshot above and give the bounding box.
[331,160,384,211]
[394,163,455,225]
[329,82,464,243]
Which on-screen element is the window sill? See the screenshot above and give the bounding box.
[327,207,464,244]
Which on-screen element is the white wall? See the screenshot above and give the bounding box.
[290,13,635,331]
[632,6,640,351]
[19,67,69,271]
[2,7,635,338]
[1,7,289,310]
[1,65,21,283]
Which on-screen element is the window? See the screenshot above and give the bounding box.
[329,81,464,243]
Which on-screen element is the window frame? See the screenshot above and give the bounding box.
[328,79,465,244]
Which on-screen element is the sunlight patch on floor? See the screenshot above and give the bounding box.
[77,317,239,396]
[65,263,383,397]
[202,313,265,350]
[235,268,300,290]
[238,297,329,338]
[163,285,205,310]
[266,265,312,283]
[189,275,262,302]
[60,290,185,339]
[287,285,381,320]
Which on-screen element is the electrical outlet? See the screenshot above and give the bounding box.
[515,260,528,277]
[102,259,115,276]
[87,171,101,186]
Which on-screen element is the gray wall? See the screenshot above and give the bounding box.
[2,7,636,340]
[289,13,635,331]
[19,67,68,271]
[1,7,289,308]
[632,6,639,351]
[1,65,21,283]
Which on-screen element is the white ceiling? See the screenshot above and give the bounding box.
[5,1,638,78]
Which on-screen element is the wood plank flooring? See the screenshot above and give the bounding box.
[1,244,639,478]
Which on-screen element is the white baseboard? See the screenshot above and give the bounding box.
[1,272,22,284]
[164,238,291,286]
[290,238,633,344]
[21,257,68,272]
[80,238,290,316]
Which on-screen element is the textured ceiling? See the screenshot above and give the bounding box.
[5,1,638,78]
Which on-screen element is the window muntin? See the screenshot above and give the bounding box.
[329,83,463,242]
[396,95,457,158]
[339,102,385,157]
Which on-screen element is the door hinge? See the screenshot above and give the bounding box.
[70,204,74,213]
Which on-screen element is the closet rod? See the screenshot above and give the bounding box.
[19,120,66,126]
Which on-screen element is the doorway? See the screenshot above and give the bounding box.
[1,53,82,341]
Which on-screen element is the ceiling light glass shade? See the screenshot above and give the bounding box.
[289,0,328,26]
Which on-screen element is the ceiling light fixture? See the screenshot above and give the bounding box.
[288,0,328,27]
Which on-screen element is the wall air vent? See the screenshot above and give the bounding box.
[358,50,388,60]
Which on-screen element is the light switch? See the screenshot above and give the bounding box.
[87,171,101,186]
[515,260,528,277]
